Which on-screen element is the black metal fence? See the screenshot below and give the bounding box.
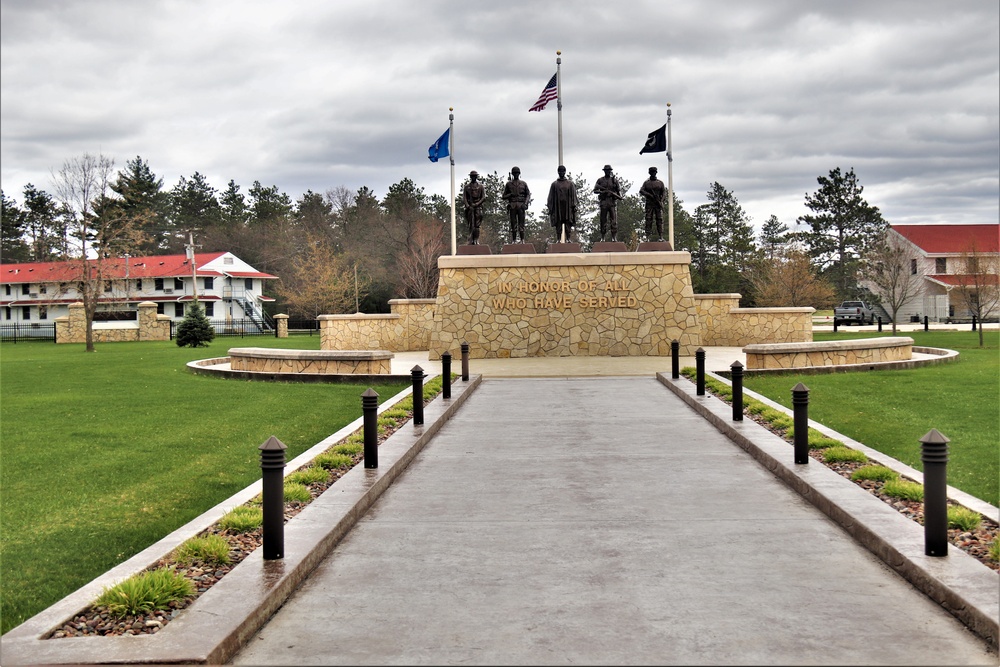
[285,317,321,334]
[0,323,57,343]
[170,317,277,340]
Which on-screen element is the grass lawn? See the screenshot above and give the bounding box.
[0,335,408,635]
[743,330,999,507]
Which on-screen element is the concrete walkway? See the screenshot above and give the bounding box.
[233,376,995,666]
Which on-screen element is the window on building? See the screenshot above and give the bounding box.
[935,257,947,274]
[104,281,112,293]
[136,279,143,290]
[21,284,30,295]
[204,302,214,317]
[154,278,164,291]
[224,256,234,265]
[910,259,917,275]
[22,306,30,320]
[39,306,47,320]
[203,276,214,290]
[174,278,184,290]
[39,285,47,294]
[174,303,184,317]
[245,278,254,291]
[966,257,980,274]
[4,307,11,320]
[156,303,165,315]
[4,285,9,296]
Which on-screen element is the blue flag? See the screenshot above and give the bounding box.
[428,128,450,162]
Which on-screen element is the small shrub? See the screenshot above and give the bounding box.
[395,397,414,412]
[314,451,354,470]
[808,436,842,450]
[94,568,194,617]
[331,442,363,456]
[882,479,924,502]
[822,446,869,464]
[851,465,900,483]
[380,407,410,421]
[343,432,364,447]
[283,482,312,503]
[947,506,982,532]
[989,538,1000,563]
[746,400,768,416]
[286,466,328,485]
[218,506,263,532]
[173,534,231,566]
[174,301,215,348]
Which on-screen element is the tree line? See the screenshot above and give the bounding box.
[2,154,891,318]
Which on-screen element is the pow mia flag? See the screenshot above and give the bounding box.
[639,124,667,154]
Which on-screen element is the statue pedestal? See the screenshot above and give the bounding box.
[501,243,536,254]
[546,242,583,253]
[429,251,702,359]
[637,241,673,252]
[457,244,492,255]
[592,242,628,253]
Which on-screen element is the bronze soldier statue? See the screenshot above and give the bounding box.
[502,167,531,243]
[639,166,667,241]
[546,165,577,243]
[463,170,486,245]
[593,164,623,242]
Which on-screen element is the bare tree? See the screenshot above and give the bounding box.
[955,240,1000,347]
[748,249,836,308]
[861,231,921,334]
[51,153,147,351]
[275,234,364,319]
[397,218,446,298]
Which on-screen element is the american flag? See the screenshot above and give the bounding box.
[528,73,558,112]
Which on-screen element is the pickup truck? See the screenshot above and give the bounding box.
[834,301,876,326]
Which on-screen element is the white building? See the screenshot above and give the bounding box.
[885,223,999,322]
[1,252,277,330]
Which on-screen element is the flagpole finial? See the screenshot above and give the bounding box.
[449,107,453,111]
[556,50,561,55]
[667,102,671,107]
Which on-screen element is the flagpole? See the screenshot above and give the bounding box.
[556,50,563,167]
[667,103,674,249]
[449,108,456,256]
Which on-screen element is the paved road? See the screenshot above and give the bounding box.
[233,377,995,666]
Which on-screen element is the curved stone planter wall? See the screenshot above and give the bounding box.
[743,336,914,371]
[229,347,393,375]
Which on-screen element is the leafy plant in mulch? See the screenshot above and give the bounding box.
[678,367,998,573]
[93,568,194,618]
[48,375,454,639]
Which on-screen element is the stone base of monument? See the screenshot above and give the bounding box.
[637,241,673,251]
[547,242,583,253]
[457,244,492,255]
[501,243,536,254]
[592,242,628,252]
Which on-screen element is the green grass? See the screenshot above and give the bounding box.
[217,506,263,533]
[882,479,925,502]
[743,331,999,506]
[850,465,900,483]
[93,567,194,618]
[947,505,982,532]
[0,336,408,634]
[172,534,231,566]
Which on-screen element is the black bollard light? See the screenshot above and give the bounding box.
[362,388,379,469]
[411,365,426,426]
[972,315,977,331]
[877,316,883,332]
[695,348,706,396]
[833,318,838,333]
[671,339,680,379]
[441,352,452,399]
[460,341,470,381]
[923,315,929,331]
[259,436,287,560]
[730,361,744,421]
[792,383,810,464]
[921,429,950,557]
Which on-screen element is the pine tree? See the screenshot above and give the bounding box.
[175,301,215,347]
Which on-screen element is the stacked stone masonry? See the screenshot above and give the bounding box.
[228,348,392,375]
[743,337,914,370]
[55,302,171,344]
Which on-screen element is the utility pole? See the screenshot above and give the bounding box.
[186,232,200,304]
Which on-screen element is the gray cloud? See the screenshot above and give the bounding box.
[2,0,997,234]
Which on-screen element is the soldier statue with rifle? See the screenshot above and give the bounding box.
[502,166,531,244]
[593,164,623,242]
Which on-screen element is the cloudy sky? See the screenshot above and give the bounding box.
[2,0,997,234]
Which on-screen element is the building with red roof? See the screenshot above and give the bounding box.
[885,223,999,322]
[1,252,277,330]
